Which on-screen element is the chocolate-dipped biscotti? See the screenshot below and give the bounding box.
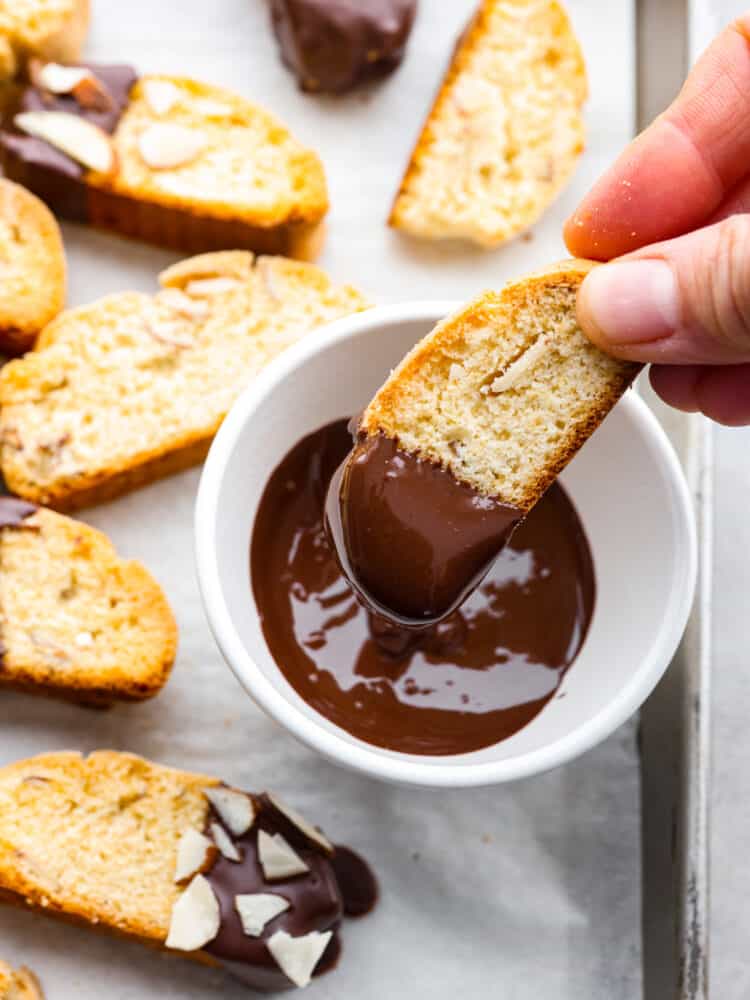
[0,177,65,356]
[0,752,376,991]
[0,497,176,705]
[0,251,368,510]
[0,1,88,85]
[0,63,328,257]
[390,0,587,247]
[330,260,640,625]
[0,962,43,1000]
[270,0,417,94]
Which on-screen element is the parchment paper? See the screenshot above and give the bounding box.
[0,1,642,996]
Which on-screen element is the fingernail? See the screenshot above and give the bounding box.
[580,260,680,344]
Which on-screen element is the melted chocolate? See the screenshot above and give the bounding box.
[270,0,417,93]
[327,433,523,626]
[251,420,596,756]
[0,496,37,528]
[204,793,376,989]
[0,64,136,222]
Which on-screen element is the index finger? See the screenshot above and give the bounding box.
[564,15,750,260]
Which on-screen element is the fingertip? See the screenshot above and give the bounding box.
[649,365,703,412]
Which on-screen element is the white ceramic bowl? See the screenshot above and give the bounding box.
[195,303,697,788]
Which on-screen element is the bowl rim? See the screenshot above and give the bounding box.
[195,301,698,788]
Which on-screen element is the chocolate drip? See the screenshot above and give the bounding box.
[203,792,376,989]
[0,496,37,528]
[0,64,136,222]
[326,432,524,627]
[270,0,417,93]
[251,419,596,756]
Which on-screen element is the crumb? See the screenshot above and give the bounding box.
[521,231,534,243]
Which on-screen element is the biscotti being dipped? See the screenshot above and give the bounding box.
[1,63,328,257]
[0,0,88,84]
[0,178,66,356]
[0,251,368,511]
[0,497,176,705]
[0,962,43,1000]
[390,0,587,247]
[0,751,377,991]
[329,260,640,625]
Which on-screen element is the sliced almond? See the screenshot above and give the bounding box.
[257,830,309,881]
[482,335,550,395]
[138,122,206,170]
[210,822,242,863]
[159,288,210,320]
[71,74,115,113]
[184,277,241,298]
[34,62,92,95]
[14,111,114,174]
[267,929,332,989]
[194,98,231,117]
[266,793,334,856]
[142,79,180,116]
[174,828,217,884]
[204,787,256,837]
[234,893,290,937]
[165,874,220,951]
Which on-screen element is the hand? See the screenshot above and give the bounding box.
[564,15,750,425]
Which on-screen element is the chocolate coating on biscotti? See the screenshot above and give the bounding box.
[270,0,417,93]
[204,792,377,989]
[0,63,136,222]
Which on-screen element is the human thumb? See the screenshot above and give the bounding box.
[576,216,750,365]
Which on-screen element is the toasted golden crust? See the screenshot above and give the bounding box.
[362,259,641,509]
[0,961,44,1000]
[0,179,66,356]
[0,251,369,510]
[0,507,177,704]
[0,0,89,83]
[389,0,587,247]
[0,752,216,945]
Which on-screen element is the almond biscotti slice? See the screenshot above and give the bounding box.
[0,251,368,510]
[389,0,587,247]
[0,751,375,990]
[0,962,43,1000]
[0,497,176,704]
[361,260,639,508]
[1,65,328,258]
[0,0,89,83]
[0,178,66,356]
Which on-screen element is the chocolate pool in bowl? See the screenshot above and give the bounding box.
[251,418,596,756]
[195,303,696,788]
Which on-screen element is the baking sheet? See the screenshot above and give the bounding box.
[0,1,643,997]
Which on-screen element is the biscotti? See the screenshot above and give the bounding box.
[0,1,89,84]
[0,962,43,1000]
[0,497,176,704]
[0,251,368,510]
[0,751,376,990]
[389,0,587,247]
[0,178,66,356]
[1,64,328,257]
[360,260,640,509]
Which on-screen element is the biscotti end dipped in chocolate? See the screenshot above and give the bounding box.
[270,0,417,94]
[329,260,640,625]
[0,0,89,84]
[0,63,328,257]
[390,0,587,247]
[0,497,177,705]
[0,752,377,990]
[0,177,66,356]
[0,961,44,1000]
[0,251,368,511]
